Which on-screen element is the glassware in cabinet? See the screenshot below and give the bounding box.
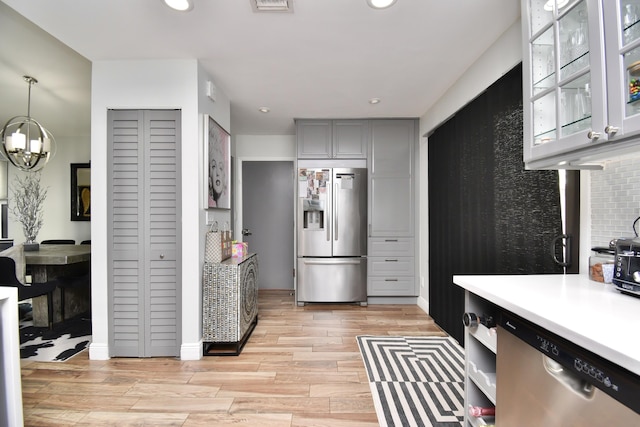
[559,1,590,79]
[560,72,592,137]
[622,1,640,45]
[524,0,609,167]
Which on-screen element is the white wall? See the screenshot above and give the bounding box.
[90,59,230,360]
[589,156,640,246]
[2,1,92,245]
[417,19,523,313]
[6,133,91,244]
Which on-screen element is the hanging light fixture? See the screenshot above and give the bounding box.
[0,76,55,171]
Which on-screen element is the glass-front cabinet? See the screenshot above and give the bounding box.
[523,0,607,166]
[523,0,640,168]
[604,0,640,138]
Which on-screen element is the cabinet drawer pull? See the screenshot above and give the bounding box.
[384,239,398,242]
[384,278,398,282]
[385,258,399,262]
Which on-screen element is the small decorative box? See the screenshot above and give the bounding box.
[232,241,248,258]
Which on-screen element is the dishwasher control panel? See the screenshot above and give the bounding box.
[500,311,640,415]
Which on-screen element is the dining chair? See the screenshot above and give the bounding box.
[41,239,76,245]
[0,239,13,251]
[0,255,57,329]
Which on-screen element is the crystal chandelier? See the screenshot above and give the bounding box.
[0,76,55,171]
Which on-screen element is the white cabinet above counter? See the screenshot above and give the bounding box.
[453,274,640,376]
[522,0,640,169]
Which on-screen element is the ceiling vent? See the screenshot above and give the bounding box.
[251,0,293,12]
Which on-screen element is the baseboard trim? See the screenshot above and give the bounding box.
[88,341,203,360]
[88,342,110,360]
[367,296,418,305]
[416,294,429,314]
[181,340,203,360]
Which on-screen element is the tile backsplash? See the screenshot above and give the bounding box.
[590,156,640,247]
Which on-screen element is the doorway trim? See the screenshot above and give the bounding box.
[235,156,297,290]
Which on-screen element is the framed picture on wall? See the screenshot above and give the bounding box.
[204,115,231,209]
[71,163,91,221]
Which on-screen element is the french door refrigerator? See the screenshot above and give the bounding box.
[296,167,367,305]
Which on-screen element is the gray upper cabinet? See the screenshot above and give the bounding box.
[333,120,369,158]
[296,119,368,159]
[296,120,332,158]
[523,0,640,169]
[368,119,415,237]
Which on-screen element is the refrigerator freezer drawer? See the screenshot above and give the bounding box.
[297,257,367,303]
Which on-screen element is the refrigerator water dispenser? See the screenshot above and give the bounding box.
[302,199,325,230]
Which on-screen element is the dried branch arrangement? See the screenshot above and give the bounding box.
[10,172,48,243]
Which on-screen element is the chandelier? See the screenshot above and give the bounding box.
[0,76,55,171]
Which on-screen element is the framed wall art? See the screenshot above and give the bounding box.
[71,162,91,221]
[204,115,231,209]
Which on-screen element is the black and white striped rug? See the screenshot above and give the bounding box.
[357,336,465,427]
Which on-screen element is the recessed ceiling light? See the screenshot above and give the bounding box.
[367,0,397,9]
[164,0,193,12]
[258,107,270,113]
[369,98,381,105]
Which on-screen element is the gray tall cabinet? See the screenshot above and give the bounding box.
[107,109,182,357]
[295,118,417,298]
[367,119,417,297]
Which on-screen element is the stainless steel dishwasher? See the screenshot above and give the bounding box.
[496,311,640,425]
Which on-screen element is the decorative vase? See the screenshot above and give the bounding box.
[24,238,39,252]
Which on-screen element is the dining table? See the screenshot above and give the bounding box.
[26,244,91,327]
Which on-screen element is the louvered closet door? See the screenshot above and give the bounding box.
[108,109,181,357]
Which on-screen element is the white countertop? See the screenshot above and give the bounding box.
[453,274,640,376]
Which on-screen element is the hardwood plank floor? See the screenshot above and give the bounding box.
[20,289,448,426]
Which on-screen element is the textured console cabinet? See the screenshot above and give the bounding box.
[202,253,258,355]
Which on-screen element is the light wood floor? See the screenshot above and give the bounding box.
[20,289,448,427]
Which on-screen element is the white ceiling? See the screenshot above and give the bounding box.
[0,0,520,137]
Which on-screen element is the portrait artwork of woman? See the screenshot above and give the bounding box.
[207,117,230,209]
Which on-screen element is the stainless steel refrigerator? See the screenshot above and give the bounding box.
[296,167,367,305]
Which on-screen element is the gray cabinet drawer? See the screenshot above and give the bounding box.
[368,238,414,257]
[367,276,416,296]
[368,256,414,276]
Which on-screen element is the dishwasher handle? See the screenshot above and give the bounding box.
[543,356,595,400]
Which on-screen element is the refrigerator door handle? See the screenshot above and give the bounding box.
[326,213,331,242]
[334,183,339,241]
[301,259,362,266]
